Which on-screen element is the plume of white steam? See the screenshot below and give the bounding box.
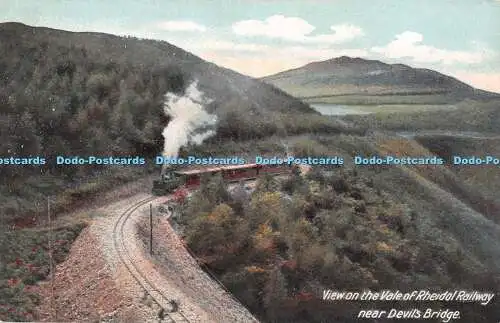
[162,80,217,171]
[280,139,290,158]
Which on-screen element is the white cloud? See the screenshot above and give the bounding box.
[307,24,364,43]
[156,20,207,32]
[232,15,363,43]
[371,31,493,65]
[232,15,314,40]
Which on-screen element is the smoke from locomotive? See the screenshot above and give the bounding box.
[161,80,217,174]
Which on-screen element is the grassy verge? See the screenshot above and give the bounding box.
[0,166,149,322]
[1,166,152,227]
[0,223,86,321]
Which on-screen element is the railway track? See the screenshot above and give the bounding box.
[112,195,191,323]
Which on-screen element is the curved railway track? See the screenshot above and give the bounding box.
[112,196,191,323]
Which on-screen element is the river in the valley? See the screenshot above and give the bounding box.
[310,103,373,116]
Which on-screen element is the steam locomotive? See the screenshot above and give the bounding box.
[152,163,297,196]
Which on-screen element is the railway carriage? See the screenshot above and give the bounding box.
[152,163,296,196]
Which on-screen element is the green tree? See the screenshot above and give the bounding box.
[255,174,280,193]
[199,174,230,205]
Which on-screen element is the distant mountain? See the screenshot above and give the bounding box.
[261,56,500,104]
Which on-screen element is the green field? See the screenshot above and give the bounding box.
[358,104,456,113]
[337,104,457,114]
[342,98,500,133]
[302,94,464,105]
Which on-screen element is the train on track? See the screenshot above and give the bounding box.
[152,163,298,196]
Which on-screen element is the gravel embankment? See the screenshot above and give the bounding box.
[135,201,260,323]
[41,191,260,322]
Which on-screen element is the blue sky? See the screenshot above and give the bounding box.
[2,0,500,91]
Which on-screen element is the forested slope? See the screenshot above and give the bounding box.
[0,22,354,223]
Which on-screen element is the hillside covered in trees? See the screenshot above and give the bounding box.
[176,136,500,322]
[0,22,357,224]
